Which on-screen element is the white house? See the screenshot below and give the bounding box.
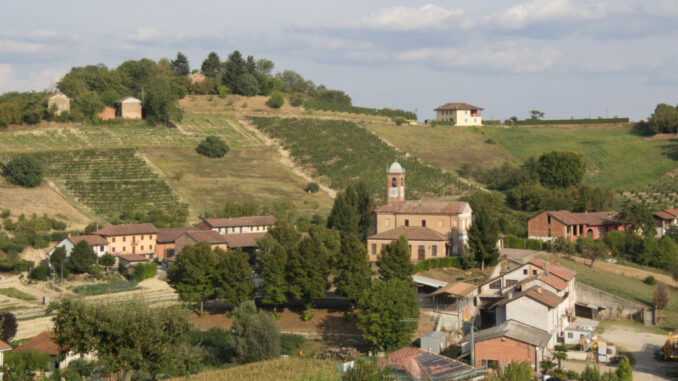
[195,215,277,235]
[434,102,483,126]
[48,235,108,258]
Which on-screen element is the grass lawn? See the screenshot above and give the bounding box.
[0,288,36,301]
[544,254,678,332]
[484,125,678,191]
[180,358,340,381]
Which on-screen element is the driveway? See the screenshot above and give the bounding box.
[601,326,673,381]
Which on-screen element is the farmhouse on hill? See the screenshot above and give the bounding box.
[528,210,624,242]
[367,159,472,262]
[47,93,70,115]
[434,102,483,126]
[95,223,158,257]
[115,96,142,119]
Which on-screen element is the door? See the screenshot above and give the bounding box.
[418,245,425,261]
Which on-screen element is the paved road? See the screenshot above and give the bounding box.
[602,327,673,381]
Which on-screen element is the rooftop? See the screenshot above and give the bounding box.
[369,226,448,241]
[117,254,148,262]
[388,158,405,174]
[15,331,59,356]
[68,234,108,246]
[157,226,202,243]
[225,232,267,248]
[529,258,576,282]
[434,102,484,111]
[431,281,477,297]
[185,230,230,244]
[543,210,619,226]
[96,223,158,236]
[387,347,477,380]
[376,201,470,215]
[468,320,552,348]
[199,215,277,228]
[491,285,565,310]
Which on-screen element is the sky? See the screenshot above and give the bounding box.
[1,0,678,121]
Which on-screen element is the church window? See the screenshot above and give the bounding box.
[422,220,426,227]
[391,177,397,187]
[405,219,409,226]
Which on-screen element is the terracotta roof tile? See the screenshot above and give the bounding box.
[490,285,565,309]
[15,331,59,356]
[200,215,276,228]
[376,201,470,215]
[117,254,149,262]
[185,231,230,244]
[538,273,568,291]
[68,235,108,246]
[529,259,576,281]
[434,102,484,111]
[157,227,202,243]
[369,226,448,241]
[0,339,10,351]
[225,232,266,248]
[96,223,158,236]
[545,210,619,226]
[654,211,677,220]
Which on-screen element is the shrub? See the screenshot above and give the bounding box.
[29,263,50,281]
[291,96,303,107]
[0,311,17,342]
[217,85,231,98]
[644,275,657,285]
[305,182,320,193]
[391,116,408,125]
[414,257,462,273]
[3,155,44,187]
[1,209,10,219]
[132,262,157,281]
[267,91,285,108]
[189,328,236,366]
[196,136,230,158]
[4,350,50,374]
[280,334,306,356]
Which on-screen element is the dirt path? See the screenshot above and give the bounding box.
[236,117,337,198]
[601,326,672,380]
[569,256,678,288]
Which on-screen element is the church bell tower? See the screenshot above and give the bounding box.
[387,158,405,204]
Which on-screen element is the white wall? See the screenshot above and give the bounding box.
[505,297,551,332]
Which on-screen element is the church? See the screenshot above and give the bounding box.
[367,159,473,263]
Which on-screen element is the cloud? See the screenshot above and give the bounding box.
[0,64,66,92]
[127,27,163,43]
[0,39,44,54]
[347,4,469,31]
[488,0,612,30]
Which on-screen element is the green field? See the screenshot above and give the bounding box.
[251,117,473,201]
[0,287,36,301]
[180,358,339,381]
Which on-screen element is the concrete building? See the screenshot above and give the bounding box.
[196,215,276,235]
[47,93,70,116]
[367,159,472,262]
[95,223,158,256]
[48,235,108,258]
[174,230,229,254]
[115,96,142,119]
[528,210,624,242]
[434,102,483,126]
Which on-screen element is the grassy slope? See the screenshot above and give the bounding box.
[365,122,678,192]
[544,254,678,332]
[180,358,339,381]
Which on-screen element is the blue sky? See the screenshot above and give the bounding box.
[1,0,677,120]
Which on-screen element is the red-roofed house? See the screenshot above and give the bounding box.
[654,209,678,237]
[96,223,158,257]
[174,230,229,254]
[367,159,473,262]
[434,102,483,126]
[155,226,202,259]
[14,331,95,370]
[528,210,624,242]
[48,234,108,258]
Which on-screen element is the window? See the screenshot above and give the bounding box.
[547,216,551,224]
[112,237,116,242]
[123,247,126,252]
[587,229,593,239]
[405,219,409,226]
[123,236,126,242]
[372,244,377,254]
[489,280,501,289]
[392,177,397,186]
[567,332,574,339]
[465,118,468,123]
[465,110,469,115]
[422,220,426,227]
[432,245,437,256]
[150,245,153,250]
[532,270,537,275]
[548,229,552,237]
[506,279,518,287]
[141,245,144,250]
[523,269,528,275]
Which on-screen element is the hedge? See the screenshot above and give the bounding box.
[503,234,544,250]
[512,117,629,126]
[483,120,502,125]
[132,262,157,281]
[303,100,417,120]
[414,256,462,273]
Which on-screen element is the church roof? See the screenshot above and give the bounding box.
[376,201,470,215]
[388,159,405,174]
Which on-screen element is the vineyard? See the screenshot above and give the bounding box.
[621,174,678,211]
[250,117,472,200]
[10,149,184,217]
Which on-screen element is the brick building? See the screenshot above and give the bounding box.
[174,230,229,254]
[528,210,623,242]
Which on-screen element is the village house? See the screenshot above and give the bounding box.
[95,223,158,259]
[434,102,483,126]
[14,331,95,371]
[653,209,678,237]
[528,210,623,242]
[367,159,472,263]
[155,226,202,259]
[47,93,70,115]
[196,215,276,234]
[464,319,552,372]
[48,234,108,258]
[174,230,229,254]
[115,96,142,119]
[223,232,267,253]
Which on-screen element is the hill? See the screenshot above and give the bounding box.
[180,358,339,381]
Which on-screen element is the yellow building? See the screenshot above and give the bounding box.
[434,102,483,126]
[115,96,142,119]
[95,223,158,256]
[367,159,472,263]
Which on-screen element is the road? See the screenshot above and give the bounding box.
[602,326,672,380]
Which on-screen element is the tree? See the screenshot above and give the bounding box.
[267,91,284,108]
[580,238,608,267]
[98,253,116,270]
[358,279,419,351]
[501,361,532,381]
[0,311,17,342]
[467,200,499,268]
[255,59,274,75]
[334,233,372,310]
[235,74,260,96]
[170,52,190,76]
[144,76,183,126]
[529,110,545,120]
[50,246,67,277]
[647,103,678,134]
[537,150,586,188]
[616,357,632,381]
[201,52,222,78]
[553,343,568,369]
[540,360,556,375]
[213,249,253,306]
[257,235,288,313]
[68,240,97,274]
[50,298,197,380]
[286,236,329,313]
[3,155,43,188]
[377,235,414,282]
[231,300,280,364]
[617,200,655,235]
[327,182,375,240]
[653,282,670,311]
[196,135,229,158]
[223,50,247,90]
[305,182,320,193]
[580,365,602,381]
[167,242,218,315]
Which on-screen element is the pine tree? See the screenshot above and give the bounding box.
[170,52,190,76]
[223,50,247,91]
[200,51,222,78]
[467,202,499,268]
[327,190,359,234]
[257,235,288,313]
[334,233,372,309]
[68,240,97,274]
[377,235,414,282]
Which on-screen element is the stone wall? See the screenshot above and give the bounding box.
[575,283,653,324]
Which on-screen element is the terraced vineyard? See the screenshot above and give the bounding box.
[14,149,183,216]
[621,174,678,210]
[250,117,473,200]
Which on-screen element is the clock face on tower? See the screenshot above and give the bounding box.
[390,187,398,198]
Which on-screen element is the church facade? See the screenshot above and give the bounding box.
[367,159,472,263]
